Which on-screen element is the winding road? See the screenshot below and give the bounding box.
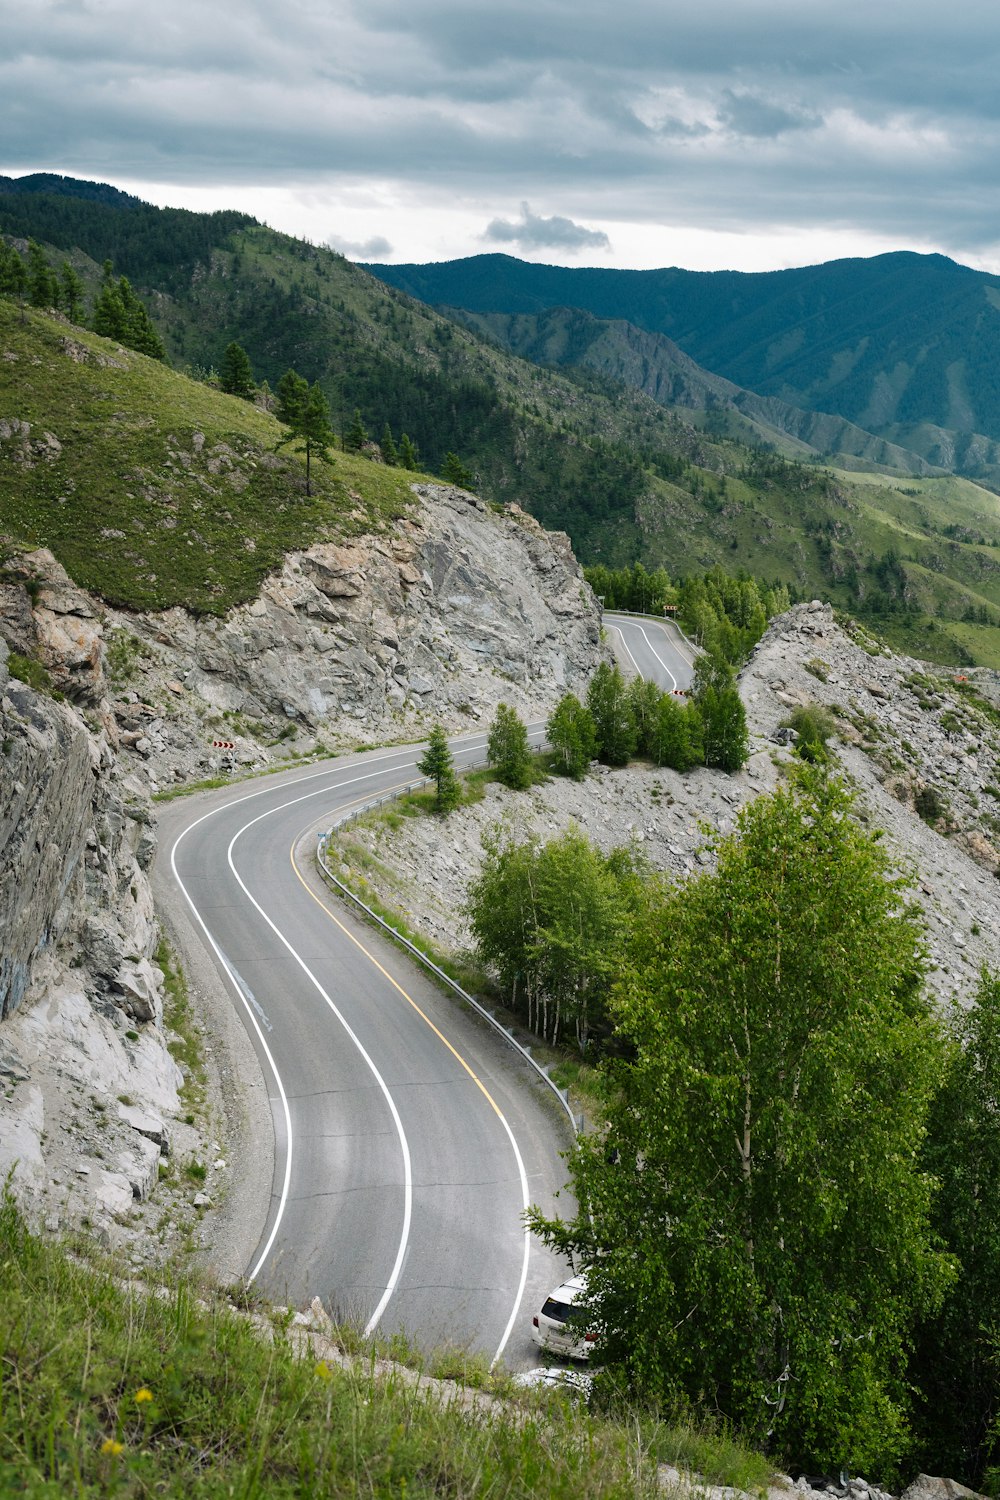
[156,735,572,1368]
[604,611,697,691]
[153,617,694,1367]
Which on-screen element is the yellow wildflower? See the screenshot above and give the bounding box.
[135,1388,153,1404]
[101,1438,124,1456]
[314,1360,332,1381]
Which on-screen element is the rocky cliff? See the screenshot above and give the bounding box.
[24,482,601,789]
[0,482,602,1254]
[0,631,184,1254]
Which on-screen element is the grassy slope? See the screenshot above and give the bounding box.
[0,1195,774,1498]
[0,300,418,614]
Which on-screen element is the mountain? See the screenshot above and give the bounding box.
[6,176,1000,665]
[369,251,1000,481]
[447,304,945,477]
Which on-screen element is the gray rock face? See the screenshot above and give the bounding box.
[100,486,602,787]
[0,665,154,1023]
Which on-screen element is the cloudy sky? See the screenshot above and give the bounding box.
[3,0,1000,272]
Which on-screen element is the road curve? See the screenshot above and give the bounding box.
[604,611,697,693]
[155,736,573,1368]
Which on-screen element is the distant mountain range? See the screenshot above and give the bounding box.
[5,173,1000,667]
[370,251,1000,485]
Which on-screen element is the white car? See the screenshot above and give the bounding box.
[531,1273,596,1359]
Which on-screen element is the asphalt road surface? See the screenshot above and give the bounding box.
[604,611,697,692]
[156,734,575,1370]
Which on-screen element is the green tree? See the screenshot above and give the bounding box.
[91,261,165,359]
[344,408,369,453]
[26,240,59,308]
[487,702,532,790]
[627,676,663,758]
[693,653,749,772]
[219,341,255,399]
[59,260,84,322]
[786,703,837,765]
[586,662,637,767]
[379,422,398,466]
[417,723,461,814]
[528,769,953,1474]
[276,375,334,496]
[651,692,703,772]
[910,971,1000,1486]
[441,451,474,488]
[0,241,27,299]
[466,826,641,1048]
[398,432,420,470]
[547,692,596,780]
[276,368,309,428]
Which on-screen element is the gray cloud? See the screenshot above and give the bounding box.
[328,233,395,259]
[483,203,611,253]
[718,91,823,139]
[4,1,1000,263]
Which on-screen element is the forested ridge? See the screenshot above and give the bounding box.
[6,174,1000,666]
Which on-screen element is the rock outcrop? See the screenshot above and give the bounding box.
[0,634,187,1254]
[337,602,1000,1012]
[100,485,602,787]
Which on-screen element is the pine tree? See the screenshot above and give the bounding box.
[275,371,334,495]
[379,423,398,466]
[276,369,309,429]
[219,341,255,399]
[91,261,165,360]
[417,723,461,814]
[59,261,84,323]
[26,241,59,308]
[344,408,368,453]
[398,433,419,470]
[441,451,474,488]
[0,242,27,299]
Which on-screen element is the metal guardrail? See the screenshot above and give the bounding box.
[316,785,580,1137]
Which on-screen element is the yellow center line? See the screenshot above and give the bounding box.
[287,798,513,1127]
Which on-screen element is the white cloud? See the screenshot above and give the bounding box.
[327,233,394,259]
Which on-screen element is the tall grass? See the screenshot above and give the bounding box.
[0,1194,674,1497]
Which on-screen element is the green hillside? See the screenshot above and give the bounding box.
[371,251,1000,475]
[5,177,1000,664]
[0,300,417,615]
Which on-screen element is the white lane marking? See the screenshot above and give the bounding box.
[169,733,543,1338]
[630,620,679,691]
[227,802,412,1336]
[489,1116,531,1366]
[169,830,293,1282]
[298,830,533,1366]
[608,622,642,678]
[171,758,431,1296]
[610,618,679,691]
